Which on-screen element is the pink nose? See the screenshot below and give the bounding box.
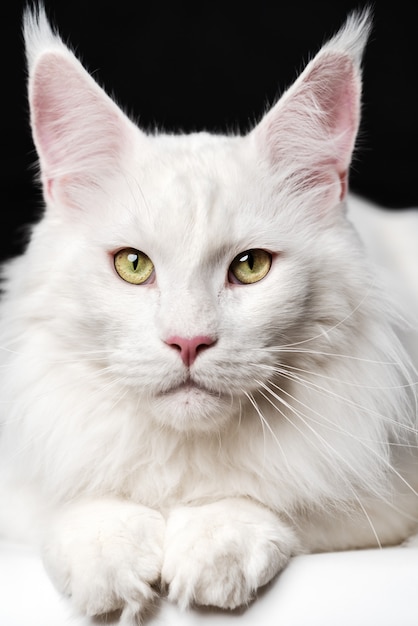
[165,335,215,367]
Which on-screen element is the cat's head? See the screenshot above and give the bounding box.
[22,8,370,433]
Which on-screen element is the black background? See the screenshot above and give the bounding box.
[2,1,418,261]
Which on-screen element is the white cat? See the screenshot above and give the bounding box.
[0,6,417,624]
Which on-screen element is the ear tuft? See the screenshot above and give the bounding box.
[23,4,67,72]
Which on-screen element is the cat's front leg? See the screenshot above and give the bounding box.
[42,498,165,620]
[162,498,299,610]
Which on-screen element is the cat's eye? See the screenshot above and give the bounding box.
[114,248,154,284]
[229,249,272,285]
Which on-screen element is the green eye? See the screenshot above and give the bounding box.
[229,249,272,284]
[114,248,154,284]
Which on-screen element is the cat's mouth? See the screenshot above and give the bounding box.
[160,377,218,397]
[153,376,233,432]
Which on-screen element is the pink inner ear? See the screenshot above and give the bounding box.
[30,51,131,199]
[255,51,361,203]
[305,54,360,174]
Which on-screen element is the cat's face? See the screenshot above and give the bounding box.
[22,10,365,433]
[36,132,322,433]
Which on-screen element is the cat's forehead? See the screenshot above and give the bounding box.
[119,131,276,255]
[144,131,251,190]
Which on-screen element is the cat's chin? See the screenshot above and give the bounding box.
[152,381,233,433]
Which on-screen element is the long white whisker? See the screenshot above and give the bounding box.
[257,380,418,524]
[266,347,403,367]
[244,390,292,475]
[265,366,417,437]
[260,360,418,392]
[255,384,385,545]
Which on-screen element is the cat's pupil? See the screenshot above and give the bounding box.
[128,253,138,271]
[241,253,253,269]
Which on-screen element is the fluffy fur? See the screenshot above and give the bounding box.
[0,6,417,623]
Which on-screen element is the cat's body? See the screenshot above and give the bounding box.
[0,7,417,623]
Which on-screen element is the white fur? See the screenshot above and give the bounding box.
[162,498,299,609]
[42,499,164,617]
[0,6,417,622]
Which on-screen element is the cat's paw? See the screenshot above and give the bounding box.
[162,498,298,610]
[42,499,165,619]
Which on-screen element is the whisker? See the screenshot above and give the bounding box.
[264,366,418,437]
[261,360,418,392]
[244,391,287,474]
[265,346,404,367]
[256,380,418,524]
[275,370,418,450]
[254,384,386,545]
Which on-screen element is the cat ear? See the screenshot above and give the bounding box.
[252,11,370,205]
[24,8,138,207]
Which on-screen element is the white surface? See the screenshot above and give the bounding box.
[1,540,418,626]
